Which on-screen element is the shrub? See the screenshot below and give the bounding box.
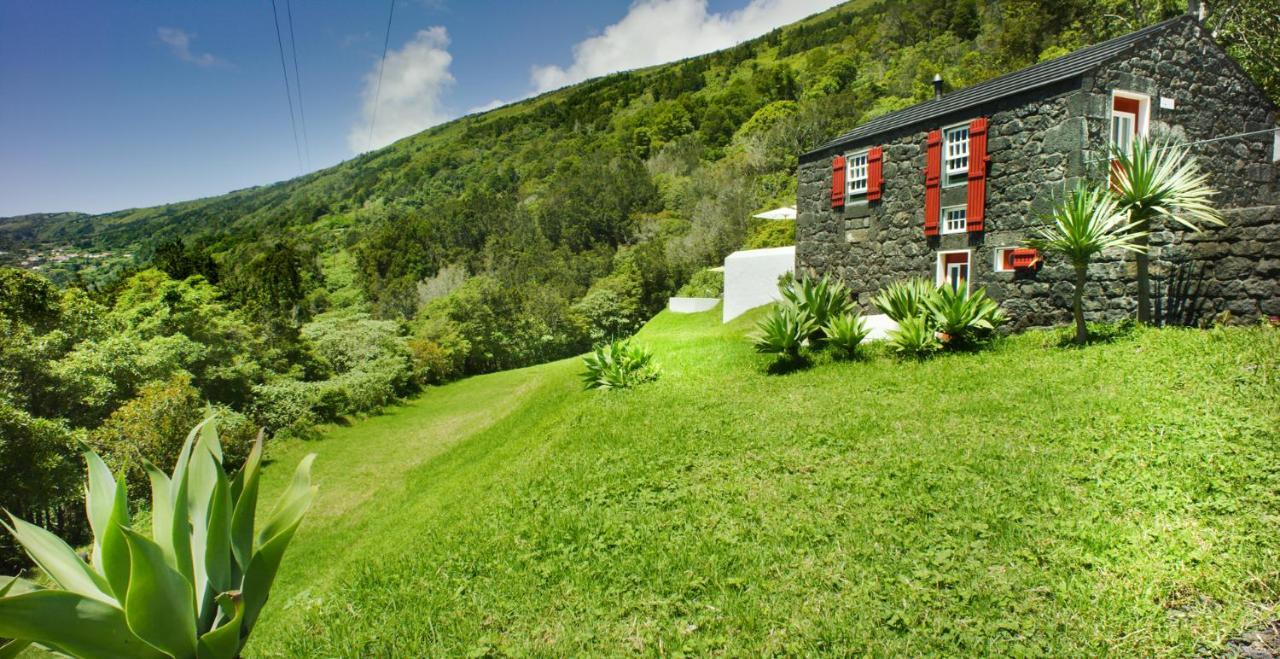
[922,284,1007,347]
[871,278,934,324]
[676,269,724,298]
[0,418,316,659]
[580,340,660,390]
[250,379,321,436]
[88,373,205,496]
[779,275,853,340]
[743,220,795,249]
[823,312,870,358]
[888,314,941,359]
[752,304,816,362]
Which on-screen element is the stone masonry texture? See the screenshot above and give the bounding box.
[796,17,1279,329]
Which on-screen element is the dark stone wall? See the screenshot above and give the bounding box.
[796,16,1279,328]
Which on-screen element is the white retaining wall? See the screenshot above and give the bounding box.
[668,297,719,313]
[722,246,795,322]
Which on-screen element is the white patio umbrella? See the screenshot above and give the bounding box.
[752,206,796,221]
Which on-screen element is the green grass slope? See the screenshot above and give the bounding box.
[251,309,1279,656]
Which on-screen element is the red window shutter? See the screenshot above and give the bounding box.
[966,117,989,233]
[1011,248,1041,270]
[831,155,846,208]
[867,146,884,202]
[923,130,942,237]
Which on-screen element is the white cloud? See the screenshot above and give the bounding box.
[530,0,841,93]
[348,27,455,153]
[157,27,223,67]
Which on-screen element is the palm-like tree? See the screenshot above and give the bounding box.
[1110,135,1223,324]
[1029,185,1146,344]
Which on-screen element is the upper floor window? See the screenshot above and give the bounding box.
[846,151,869,196]
[944,124,969,185]
[941,206,967,235]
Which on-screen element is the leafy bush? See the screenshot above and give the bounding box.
[752,304,816,362]
[871,278,934,324]
[743,220,795,249]
[923,284,1007,347]
[675,269,724,298]
[779,275,854,340]
[250,379,321,436]
[580,340,660,390]
[823,312,870,358]
[888,314,941,359]
[0,418,316,659]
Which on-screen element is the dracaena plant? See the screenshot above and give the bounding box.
[0,418,316,659]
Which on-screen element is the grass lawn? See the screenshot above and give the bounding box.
[249,307,1279,656]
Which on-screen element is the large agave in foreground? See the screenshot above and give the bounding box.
[0,418,316,659]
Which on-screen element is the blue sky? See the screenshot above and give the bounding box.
[0,0,839,216]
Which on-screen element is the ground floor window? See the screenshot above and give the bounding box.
[994,248,1016,272]
[937,250,971,294]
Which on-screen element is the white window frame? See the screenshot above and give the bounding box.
[846,150,869,197]
[1109,90,1150,155]
[993,248,1016,272]
[936,249,972,295]
[943,122,970,186]
[940,205,967,235]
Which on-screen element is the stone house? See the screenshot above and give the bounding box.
[796,12,1279,328]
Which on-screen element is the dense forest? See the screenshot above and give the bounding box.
[2,0,1276,569]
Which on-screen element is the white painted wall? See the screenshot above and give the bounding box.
[668,297,719,313]
[722,246,795,322]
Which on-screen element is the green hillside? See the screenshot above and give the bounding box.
[248,307,1279,656]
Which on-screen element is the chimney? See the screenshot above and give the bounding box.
[933,74,943,101]
[1187,0,1205,20]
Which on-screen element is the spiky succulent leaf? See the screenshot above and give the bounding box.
[872,278,934,323]
[196,592,244,659]
[2,514,113,605]
[230,432,265,574]
[120,527,198,658]
[0,590,164,659]
[823,312,870,356]
[242,453,316,633]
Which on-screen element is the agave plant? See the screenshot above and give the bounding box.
[779,275,854,340]
[580,339,660,390]
[822,312,870,358]
[887,314,941,359]
[1029,184,1146,344]
[922,282,1007,347]
[1109,134,1223,324]
[0,419,316,659]
[871,278,934,324]
[752,303,816,361]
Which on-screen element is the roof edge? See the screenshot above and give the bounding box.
[800,15,1194,161]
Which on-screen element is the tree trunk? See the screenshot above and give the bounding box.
[1073,261,1089,344]
[1134,215,1152,324]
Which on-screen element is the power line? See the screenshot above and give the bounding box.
[367,0,397,152]
[1082,126,1280,165]
[270,0,303,172]
[285,0,311,170]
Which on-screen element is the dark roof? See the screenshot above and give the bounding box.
[806,16,1190,157]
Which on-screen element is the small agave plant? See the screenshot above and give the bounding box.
[0,418,316,659]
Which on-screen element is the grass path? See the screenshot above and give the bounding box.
[248,307,1280,656]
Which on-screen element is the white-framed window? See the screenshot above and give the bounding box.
[994,248,1016,272]
[943,124,969,185]
[1110,91,1150,155]
[846,151,869,196]
[1111,111,1136,155]
[941,206,967,235]
[937,250,971,294]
